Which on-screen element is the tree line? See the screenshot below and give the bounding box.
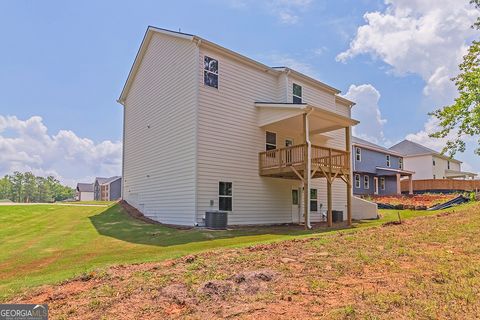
[0,172,75,203]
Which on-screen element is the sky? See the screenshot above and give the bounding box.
[0,0,478,186]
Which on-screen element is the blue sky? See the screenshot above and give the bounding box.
[0,0,478,185]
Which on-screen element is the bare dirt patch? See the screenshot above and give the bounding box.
[9,204,480,319]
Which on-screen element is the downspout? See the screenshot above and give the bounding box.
[305,107,314,229]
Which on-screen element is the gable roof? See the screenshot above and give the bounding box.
[96,176,121,186]
[389,140,461,163]
[118,26,355,107]
[352,136,403,157]
[76,183,94,192]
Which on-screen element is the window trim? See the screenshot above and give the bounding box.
[218,181,232,212]
[386,155,391,167]
[293,83,302,104]
[355,147,361,162]
[380,177,385,190]
[266,131,277,151]
[204,56,219,89]
[354,174,361,188]
[363,175,370,189]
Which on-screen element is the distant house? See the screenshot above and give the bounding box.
[352,137,414,195]
[76,183,94,201]
[389,140,477,180]
[94,176,122,201]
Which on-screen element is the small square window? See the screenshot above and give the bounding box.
[204,56,218,88]
[355,147,361,161]
[354,174,361,188]
[386,155,391,167]
[363,175,369,189]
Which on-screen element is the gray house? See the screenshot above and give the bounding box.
[352,137,414,196]
[94,176,122,201]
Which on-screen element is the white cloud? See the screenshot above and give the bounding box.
[337,0,478,102]
[342,84,388,145]
[229,0,312,24]
[0,115,122,187]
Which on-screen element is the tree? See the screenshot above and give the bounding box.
[0,176,12,200]
[429,0,480,156]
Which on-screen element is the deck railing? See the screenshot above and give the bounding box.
[259,144,349,175]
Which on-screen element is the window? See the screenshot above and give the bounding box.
[219,182,232,211]
[310,189,318,211]
[292,189,299,205]
[380,177,385,190]
[448,161,450,170]
[433,174,436,179]
[354,174,361,188]
[293,83,302,103]
[266,131,277,151]
[204,56,218,88]
[399,158,403,169]
[386,155,391,167]
[355,147,361,161]
[433,159,436,166]
[363,175,369,189]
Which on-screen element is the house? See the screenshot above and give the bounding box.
[118,26,378,227]
[76,183,94,201]
[94,176,122,201]
[352,137,414,195]
[389,140,477,180]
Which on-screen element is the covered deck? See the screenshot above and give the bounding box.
[255,102,359,228]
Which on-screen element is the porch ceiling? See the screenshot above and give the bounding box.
[255,102,359,134]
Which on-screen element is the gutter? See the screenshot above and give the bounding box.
[305,107,314,229]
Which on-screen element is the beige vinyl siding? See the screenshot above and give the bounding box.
[196,47,299,225]
[196,47,349,224]
[123,33,198,225]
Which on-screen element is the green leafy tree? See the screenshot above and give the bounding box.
[0,176,12,200]
[23,172,37,203]
[430,0,480,156]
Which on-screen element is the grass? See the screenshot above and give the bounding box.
[0,202,474,301]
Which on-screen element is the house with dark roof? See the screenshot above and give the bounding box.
[352,137,414,196]
[389,140,477,180]
[94,176,122,201]
[76,183,94,201]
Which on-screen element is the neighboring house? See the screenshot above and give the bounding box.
[94,176,122,201]
[76,183,94,201]
[352,137,414,195]
[118,26,378,227]
[389,140,477,180]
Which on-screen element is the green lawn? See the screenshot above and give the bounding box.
[0,202,473,301]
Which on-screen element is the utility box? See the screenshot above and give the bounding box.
[332,210,344,223]
[205,211,228,229]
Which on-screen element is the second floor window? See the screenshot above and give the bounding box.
[386,155,391,167]
[433,159,436,166]
[399,158,403,169]
[204,56,218,88]
[355,147,361,161]
[266,131,277,151]
[293,83,302,103]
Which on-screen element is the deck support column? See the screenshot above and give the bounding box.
[345,126,352,226]
[303,113,310,229]
[327,148,333,227]
[396,173,401,195]
[408,175,413,195]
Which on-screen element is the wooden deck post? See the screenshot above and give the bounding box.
[327,148,333,227]
[303,113,309,229]
[345,126,352,226]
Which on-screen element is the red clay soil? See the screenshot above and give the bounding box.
[373,193,458,208]
[9,204,480,319]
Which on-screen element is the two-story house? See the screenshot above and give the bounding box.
[94,176,122,201]
[118,26,378,228]
[390,140,477,180]
[352,137,414,195]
